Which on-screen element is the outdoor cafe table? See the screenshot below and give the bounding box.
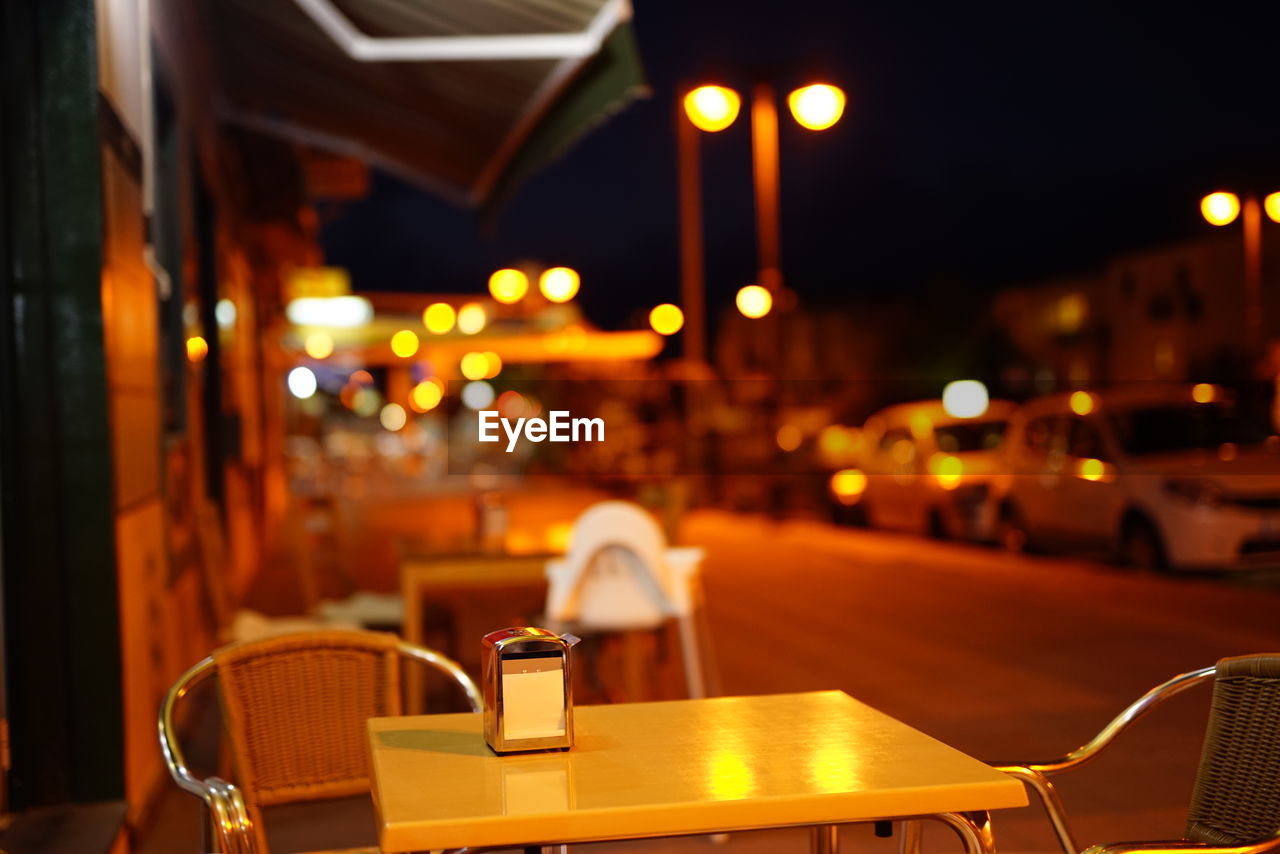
[366,690,1027,854]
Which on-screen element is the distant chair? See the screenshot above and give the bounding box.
[197,501,399,644]
[900,654,1280,854]
[159,630,480,854]
[544,500,712,699]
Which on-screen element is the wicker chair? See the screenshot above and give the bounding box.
[159,630,481,854]
[901,654,1280,854]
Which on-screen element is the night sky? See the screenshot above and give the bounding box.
[321,0,1280,332]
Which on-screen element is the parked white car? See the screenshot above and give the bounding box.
[855,399,1017,540]
[993,384,1280,570]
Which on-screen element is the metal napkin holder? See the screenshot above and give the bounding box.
[482,627,580,754]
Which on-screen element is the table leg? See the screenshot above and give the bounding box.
[810,824,839,854]
[935,811,995,854]
[898,819,924,854]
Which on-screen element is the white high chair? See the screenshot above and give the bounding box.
[544,500,710,698]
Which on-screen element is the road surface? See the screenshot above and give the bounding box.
[645,510,1280,854]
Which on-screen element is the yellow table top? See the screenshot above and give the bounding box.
[367,690,1026,852]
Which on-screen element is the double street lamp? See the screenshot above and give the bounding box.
[671,80,846,362]
[1200,189,1280,357]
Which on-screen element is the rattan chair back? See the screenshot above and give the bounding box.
[1186,653,1280,846]
[213,630,402,852]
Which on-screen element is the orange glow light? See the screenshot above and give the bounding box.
[1201,192,1240,226]
[1077,458,1108,482]
[1192,383,1216,404]
[930,454,963,490]
[304,331,334,359]
[423,302,456,334]
[488,268,529,304]
[460,352,490,381]
[830,468,868,504]
[1265,192,1280,224]
[776,424,803,451]
[482,351,502,379]
[539,267,580,303]
[787,84,846,130]
[736,285,773,319]
[390,329,419,358]
[649,303,685,335]
[409,379,443,413]
[683,85,741,132]
[457,302,487,334]
[1069,390,1095,416]
[186,336,208,363]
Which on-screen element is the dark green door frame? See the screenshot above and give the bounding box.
[0,0,124,808]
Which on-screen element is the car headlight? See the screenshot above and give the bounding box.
[1163,478,1224,507]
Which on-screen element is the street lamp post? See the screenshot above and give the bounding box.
[1201,189,1280,358]
[676,80,845,364]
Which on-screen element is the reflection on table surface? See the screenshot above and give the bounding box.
[367,691,1028,852]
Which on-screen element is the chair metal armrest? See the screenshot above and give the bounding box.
[158,657,255,853]
[1086,833,1280,854]
[398,641,483,712]
[992,665,1215,776]
[986,666,1216,854]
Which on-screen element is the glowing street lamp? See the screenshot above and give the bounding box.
[735,285,773,319]
[683,85,741,132]
[488,268,528,304]
[1266,192,1280,225]
[1200,191,1240,226]
[539,267,580,302]
[649,303,684,336]
[677,77,846,367]
[1200,187,1280,356]
[787,84,846,130]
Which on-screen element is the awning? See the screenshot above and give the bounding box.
[191,0,647,207]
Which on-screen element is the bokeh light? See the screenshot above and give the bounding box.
[457,302,487,334]
[460,352,490,381]
[787,83,846,130]
[304,331,334,359]
[1069,390,1095,416]
[461,380,495,410]
[830,469,868,504]
[287,366,317,399]
[1192,383,1216,404]
[215,299,237,330]
[539,267,580,302]
[736,285,773,319]
[1077,458,1107,482]
[409,379,444,413]
[483,351,502,379]
[352,387,381,417]
[379,402,407,431]
[1201,192,1240,226]
[941,380,989,418]
[423,302,456,334]
[390,329,419,358]
[776,424,803,451]
[931,454,963,490]
[683,85,741,132]
[649,303,684,335]
[1265,192,1280,224]
[186,336,208,363]
[488,268,528,304]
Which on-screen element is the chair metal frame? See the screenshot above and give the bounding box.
[900,665,1280,854]
[159,638,481,854]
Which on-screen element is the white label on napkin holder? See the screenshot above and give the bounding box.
[501,654,565,740]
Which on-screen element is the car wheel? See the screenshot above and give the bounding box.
[998,504,1029,553]
[1121,516,1168,572]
